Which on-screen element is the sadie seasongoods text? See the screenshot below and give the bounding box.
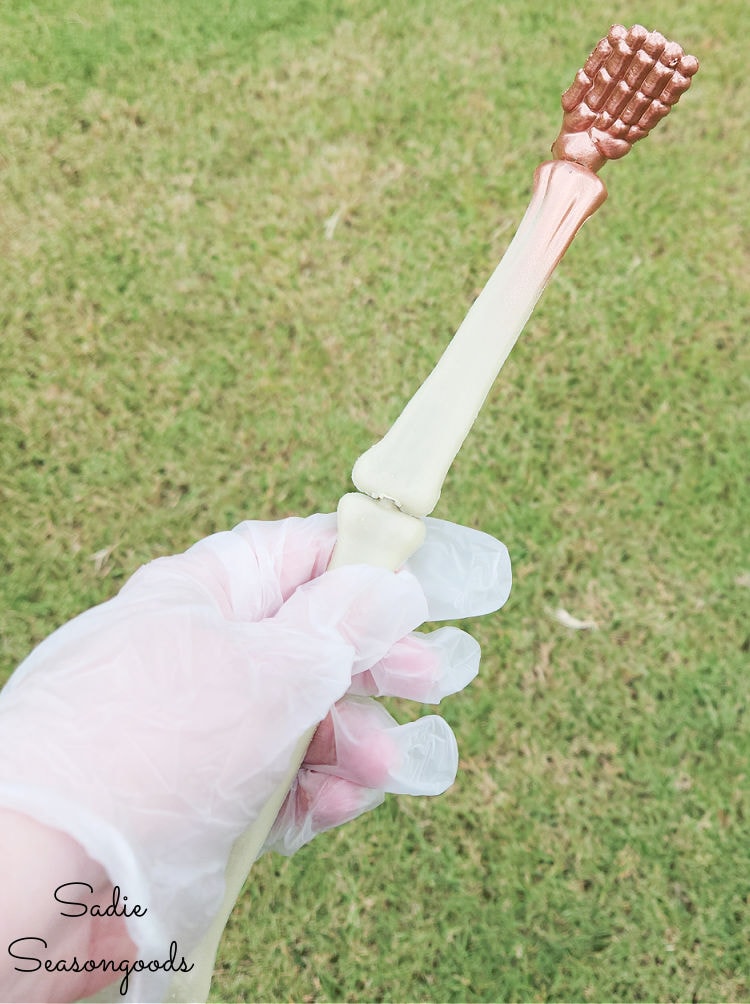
[6,882,193,996]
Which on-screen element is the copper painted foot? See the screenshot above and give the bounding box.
[552,24,699,173]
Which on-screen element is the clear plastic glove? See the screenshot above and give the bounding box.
[0,513,510,1002]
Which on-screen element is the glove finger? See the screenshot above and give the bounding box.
[405,516,512,620]
[305,696,459,796]
[348,626,480,703]
[273,565,428,675]
[178,513,339,621]
[267,695,461,855]
[263,772,383,857]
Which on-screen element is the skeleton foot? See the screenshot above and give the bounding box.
[552,24,699,173]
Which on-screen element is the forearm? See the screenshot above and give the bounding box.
[0,809,136,1003]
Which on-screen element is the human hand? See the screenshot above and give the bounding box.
[0,513,510,1002]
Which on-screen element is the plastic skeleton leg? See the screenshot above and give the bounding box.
[161,25,697,1003]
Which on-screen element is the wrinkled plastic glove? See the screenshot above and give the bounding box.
[0,513,510,1002]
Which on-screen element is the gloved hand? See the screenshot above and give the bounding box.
[0,513,510,1002]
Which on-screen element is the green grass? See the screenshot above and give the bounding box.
[1,1,748,1001]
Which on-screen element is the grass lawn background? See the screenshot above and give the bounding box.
[0,1,747,1001]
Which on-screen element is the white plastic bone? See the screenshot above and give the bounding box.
[351,160,606,519]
